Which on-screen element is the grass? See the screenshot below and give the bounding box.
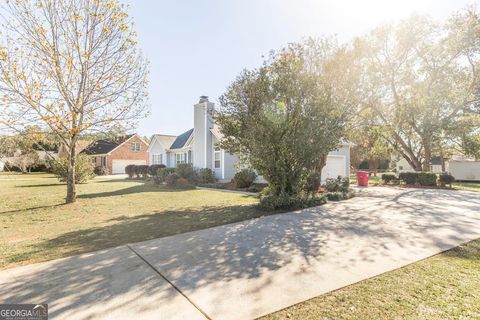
[262,239,480,320]
[453,181,480,192]
[0,173,262,269]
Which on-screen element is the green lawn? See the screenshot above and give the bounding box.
[262,239,480,320]
[0,173,261,269]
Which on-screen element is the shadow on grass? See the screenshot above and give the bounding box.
[77,184,195,199]
[18,183,65,188]
[443,239,480,261]
[0,204,66,215]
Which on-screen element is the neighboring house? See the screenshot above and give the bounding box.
[82,134,149,174]
[429,156,448,173]
[449,156,480,181]
[148,96,352,182]
[58,140,92,158]
[36,150,58,163]
[394,155,448,173]
[394,154,480,181]
[0,159,4,172]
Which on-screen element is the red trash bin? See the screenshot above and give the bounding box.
[356,171,369,187]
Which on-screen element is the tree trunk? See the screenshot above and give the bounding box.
[315,154,327,182]
[423,142,431,172]
[66,138,77,204]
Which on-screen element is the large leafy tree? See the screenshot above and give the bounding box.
[354,13,480,171]
[217,41,351,196]
[0,134,40,173]
[0,0,149,203]
[347,108,392,171]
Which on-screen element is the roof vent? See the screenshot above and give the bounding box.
[199,95,209,103]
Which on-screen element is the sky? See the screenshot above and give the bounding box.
[122,0,475,137]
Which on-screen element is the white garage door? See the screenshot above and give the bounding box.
[112,159,146,174]
[321,155,346,181]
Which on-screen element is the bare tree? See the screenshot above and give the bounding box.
[0,0,149,203]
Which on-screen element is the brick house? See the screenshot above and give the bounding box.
[82,134,149,174]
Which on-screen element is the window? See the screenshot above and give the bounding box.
[131,142,141,152]
[91,157,96,165]
[152,154,162,165]
[214,147,221,169]
[101,156,106,167]
[399,166,403,170]
[175,153,187,165]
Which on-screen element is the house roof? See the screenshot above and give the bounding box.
[82,135,134,155]
[151,134,177,150]
[170,128,193,149]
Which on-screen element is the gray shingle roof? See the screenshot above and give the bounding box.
[430,156,443,165]
[82,135,133,155]
[170,129,193,149]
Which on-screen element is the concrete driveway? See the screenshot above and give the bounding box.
[1,187,479,320]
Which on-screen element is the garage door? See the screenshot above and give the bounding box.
[321,155,346,181]
[112,159,146,174]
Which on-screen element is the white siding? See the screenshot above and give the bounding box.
[193,101,214,169]
[327,145,351,177]
[449,161,480,181]
[148,138,168,166]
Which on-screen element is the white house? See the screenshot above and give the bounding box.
[394,156,448,173]
[449,156,480,181]
[148,96,352,182]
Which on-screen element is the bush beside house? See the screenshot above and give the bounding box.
[324,176,354,201]
[148,164,165,176]
[94,166,109,176]
[195,168,216,184]
[155,167,176,184]
[439,174,455,187]
[125,164,136,178]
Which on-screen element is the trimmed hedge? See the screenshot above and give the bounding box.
[381,173,397,184]
[134,165,149,178]
[399,172,437,186]
[260,194,327,211]
[398,172,418,185]
[418,172,437,186]
[439,174,455,187]
[125,164,136,178]
[94,165,109,176]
